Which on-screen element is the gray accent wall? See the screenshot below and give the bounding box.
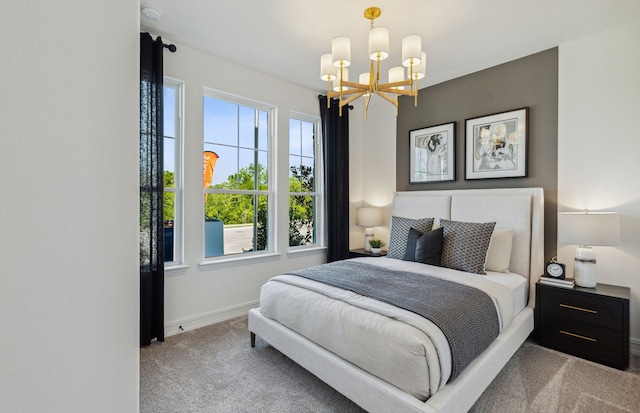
[396,48,558,261]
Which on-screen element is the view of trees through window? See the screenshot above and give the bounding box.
[204,164,268,251]
[203,93,270,257]
[288,164,315,246]
[162,90,321,261]
[289,116,319,247]
[163,80,180,263]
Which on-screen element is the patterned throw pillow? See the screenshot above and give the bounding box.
[440,219,496,274]
[387,216,434,259]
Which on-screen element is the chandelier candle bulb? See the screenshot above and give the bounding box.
[331,37,351,67]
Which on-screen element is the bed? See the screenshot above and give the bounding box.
[249,187,544,413]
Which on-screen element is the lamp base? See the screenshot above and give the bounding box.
[364,228,374,252]
[574,246,597,288]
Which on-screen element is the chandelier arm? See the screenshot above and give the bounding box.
[364,94,370,120]
[328,88,367,98]
[375,91,399,107]
[340,91,367,106]
[378,79,412,89]
[341,80,369,90]
[376,88,414,97]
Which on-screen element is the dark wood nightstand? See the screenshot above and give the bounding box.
[349,248,387,258]
[535,282,630,370]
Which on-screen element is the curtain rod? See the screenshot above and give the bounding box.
[163,43,176,53]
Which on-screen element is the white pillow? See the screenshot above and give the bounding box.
[485,229,514,273]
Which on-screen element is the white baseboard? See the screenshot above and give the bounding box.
[631,337,640,357]
[164,300,259,337]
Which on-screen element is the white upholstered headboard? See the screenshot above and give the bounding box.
[393,187,544,307]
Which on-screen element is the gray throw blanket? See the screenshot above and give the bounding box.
[286,260,499,381]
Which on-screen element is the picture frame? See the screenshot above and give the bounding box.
[409,122,456,184]
[465,108,528,180]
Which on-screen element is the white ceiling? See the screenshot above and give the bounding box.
[140,0,640,92]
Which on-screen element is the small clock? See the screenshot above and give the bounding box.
[544,256,566,279]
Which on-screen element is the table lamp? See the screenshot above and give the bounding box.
[557,210,620,288]
[356,207,383,252]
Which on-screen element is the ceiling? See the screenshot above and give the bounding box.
[140,0,640,93]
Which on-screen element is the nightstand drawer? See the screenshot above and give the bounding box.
[538,287,624,330]
[537,318,624,367]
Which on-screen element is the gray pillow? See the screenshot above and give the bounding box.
[387,216,434,259]
[415,227,443,266]
[440,219,496,274]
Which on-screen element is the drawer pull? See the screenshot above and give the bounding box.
[559,330,597,342]
[559,303,597,314]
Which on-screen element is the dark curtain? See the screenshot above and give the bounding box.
[319,96,351,262]
[140,33,165,346]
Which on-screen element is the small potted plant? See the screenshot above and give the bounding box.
[368,239,385,256]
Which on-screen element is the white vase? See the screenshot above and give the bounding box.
[370,247,382,256]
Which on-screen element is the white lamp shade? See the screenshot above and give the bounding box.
[369,27,389,60]
[557,211,620,246]
[356,207,383,227]
[359,72,370,85]
[332,68,349,91]
[332,36,351,67]
[320,53,337,81]
[402,35,422,67]
[409,51,427,80]
[388,67,405,90]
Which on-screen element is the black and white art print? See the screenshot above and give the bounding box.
[409,122,456,184]
[465,108,528,180]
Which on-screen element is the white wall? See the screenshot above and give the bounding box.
[0,2,140,412]
[350,99,397,248]
[162,42,327,333]
[558,20,640,352]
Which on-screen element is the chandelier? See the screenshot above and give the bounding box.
[320,6,426,117]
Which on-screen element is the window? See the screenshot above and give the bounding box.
[163,78,183,265]
[289,114,322,248]
[203,90,273,258]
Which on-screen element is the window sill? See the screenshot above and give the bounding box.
[198,252,282,271]
[286,246,327,258]
[164,264,190,277]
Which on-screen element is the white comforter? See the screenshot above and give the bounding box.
[259,257,514,401]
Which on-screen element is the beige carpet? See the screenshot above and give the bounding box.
[140,316,640,413]
[470,341,640,413]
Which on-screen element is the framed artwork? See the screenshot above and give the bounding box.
[465,107,528,180]
[409,122,456,184]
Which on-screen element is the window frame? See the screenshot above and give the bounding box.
[288,111,325,252]
[163,77,186,275]
[201,88,276,263]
